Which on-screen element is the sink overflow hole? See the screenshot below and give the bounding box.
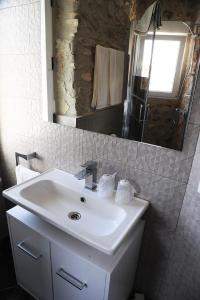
[68,212,81,221]
[80,197,86,203]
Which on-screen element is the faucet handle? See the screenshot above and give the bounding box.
[81,161,97,169]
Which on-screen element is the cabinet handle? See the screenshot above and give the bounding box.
[17,241,42,260]
[56,268,87,290]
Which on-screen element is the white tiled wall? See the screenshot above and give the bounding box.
[0,1,200,299]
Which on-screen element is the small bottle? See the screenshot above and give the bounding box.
[115,179,135,204]
[98,173,116,198]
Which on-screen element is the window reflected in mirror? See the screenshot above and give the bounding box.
[124,21,200,150]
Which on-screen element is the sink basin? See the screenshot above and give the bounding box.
[20,179,126,237]
[3,169,149,255]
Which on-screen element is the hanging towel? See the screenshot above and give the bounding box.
[91,45,110,109]
[92,45,125,109]
[135,1,161,34]
[109,48,124,106]
[16,165,40,185]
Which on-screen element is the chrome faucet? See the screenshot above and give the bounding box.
[75,161,97,191]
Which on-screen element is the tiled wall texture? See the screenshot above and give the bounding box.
[156,81,200,300]
[0,1,200,300]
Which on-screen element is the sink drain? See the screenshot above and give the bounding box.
[68,211,81,221]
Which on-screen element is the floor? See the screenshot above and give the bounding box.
[0,237,34,300]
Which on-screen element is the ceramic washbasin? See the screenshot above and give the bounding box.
[3,169,149,255]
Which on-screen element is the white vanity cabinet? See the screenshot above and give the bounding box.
[7,214,53,300]
[7,206,145,300]
[51,243,106,300]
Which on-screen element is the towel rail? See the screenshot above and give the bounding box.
[15,152,37,166]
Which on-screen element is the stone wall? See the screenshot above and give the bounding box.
[143,98,179,149]
[130,0,200,22]
[54,0,78,116]
[55,0,132,116]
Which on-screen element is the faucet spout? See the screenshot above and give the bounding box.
[75,168,87,180]
[74,161,97,191]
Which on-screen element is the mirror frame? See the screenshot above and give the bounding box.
[41,0,55,122]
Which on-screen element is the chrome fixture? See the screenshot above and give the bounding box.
[68,211,82,221]
[15,152,37,166]
[75,161,97,191]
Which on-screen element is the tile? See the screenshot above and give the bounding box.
[100,158,128,185]
[0,54,41,99]
[147,179,186,231]
[0,3,40,55]
[160,223,200,300]
[125,139,138,168]
[135,143,159,173]
[173,156,193,183]
[180,123,200,159]
[154,148,176,178]
[151,124,200,182]
[135,228,174,300]
[126,168,187,231]
[126,168,153,198]
[158,235,186,300]
[189,73,200,125]
[186,151,200,189]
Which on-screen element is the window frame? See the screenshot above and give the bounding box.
[141,34,187,99]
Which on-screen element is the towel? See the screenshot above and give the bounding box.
[92,45,124,109]
[91,45,110,109]
[109,48,124,106]
[16,165,40,185]
[135,1,161,34]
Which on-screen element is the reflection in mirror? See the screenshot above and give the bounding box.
[143,22,191,149]
[42,0,200,151]
[126,20,200,150]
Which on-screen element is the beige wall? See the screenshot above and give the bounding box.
[0,1,200,299]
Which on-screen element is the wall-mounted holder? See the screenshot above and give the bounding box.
[15,152,37,166]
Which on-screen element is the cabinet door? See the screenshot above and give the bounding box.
[8,216,53,300]
[51,243,106,300]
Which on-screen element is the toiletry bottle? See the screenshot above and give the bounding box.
[115,179,135,204]
[98,173,116,197]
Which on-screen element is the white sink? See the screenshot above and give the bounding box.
[3,169,149,255]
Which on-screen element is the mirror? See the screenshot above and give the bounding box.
[41,0,200,151]
[124,20,200,150]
